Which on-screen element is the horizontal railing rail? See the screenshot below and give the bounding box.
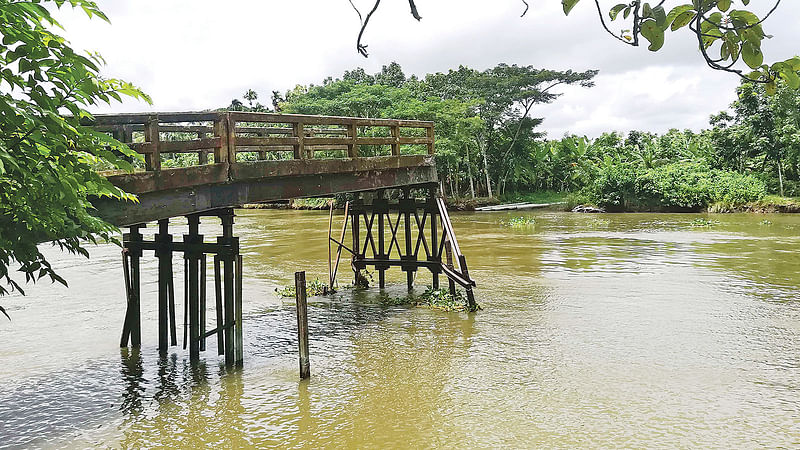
[85,111,435,172]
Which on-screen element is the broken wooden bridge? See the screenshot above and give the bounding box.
[89,111,476,367]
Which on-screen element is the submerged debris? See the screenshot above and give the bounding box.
[380,287,481,312]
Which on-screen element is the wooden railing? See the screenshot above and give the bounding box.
[87,111,435,172]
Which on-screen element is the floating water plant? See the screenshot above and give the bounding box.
[276,278,329,297]
[501,216,536,227]
[759,219,773,226]
[689,218,720,227]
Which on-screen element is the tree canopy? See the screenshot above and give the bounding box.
[350,1,795,91]
[0,0,148,307]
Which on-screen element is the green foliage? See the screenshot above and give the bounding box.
[689,218,720,227]
[500,216,536,227]
[563,0,798,90]
[416,287,481,312]
[0,0,149,297]
[586,162,766,212]
[275,278,329,298]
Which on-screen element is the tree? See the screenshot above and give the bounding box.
[348,1,798,91]
[0,0,149,310]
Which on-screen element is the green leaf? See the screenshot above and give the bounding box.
[562,0,581,15]
[742,41,763,69]
[671,10,696,31]
[717,0,731,12]
[781,70,800,90]
[640,19,665,51]
[609,3,627,20]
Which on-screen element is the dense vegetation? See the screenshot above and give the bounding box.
[232,63,797,212]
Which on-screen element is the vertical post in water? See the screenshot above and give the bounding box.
[156,219,171,356]
[376,190,386,289]
[235,254,244,366]
[351,195,361,285]
[459,255,477,310]
[221,209,236,367]
[403,188,414,291]
[186,215,202,362]
[200,253,207,352]
[123,225,144,349]
[295,271,310,380]
[429,189,440,290]
[214,255,224,356]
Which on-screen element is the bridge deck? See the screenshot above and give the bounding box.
[88,111,438,226]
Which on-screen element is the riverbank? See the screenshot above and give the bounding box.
[240,192,800,213]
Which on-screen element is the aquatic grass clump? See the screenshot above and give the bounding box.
[759,219,773,226]
[378,287,481,312]
[689,218,720,228]
[276,278,329,297]
[500,216,536,228]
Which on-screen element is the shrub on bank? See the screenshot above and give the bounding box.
[585,162,766,212]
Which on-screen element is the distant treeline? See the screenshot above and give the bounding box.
[227,62,800,210]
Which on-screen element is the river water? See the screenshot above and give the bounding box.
[0,210,799,448]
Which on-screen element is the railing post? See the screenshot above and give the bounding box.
[426,124,435,155]
[293,122,305,159]
[197,131,208,165]
[391,124,400,156]
[226,114,237,164]
[144,116,160,171]
[213,113,229,165]
[347,123,359,158]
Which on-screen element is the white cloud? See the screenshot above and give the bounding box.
[53,0,800,137]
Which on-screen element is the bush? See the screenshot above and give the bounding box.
[586,162,766,212]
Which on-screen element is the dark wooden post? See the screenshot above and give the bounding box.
[235,254,244,366]
[351,197,361,285]
[429,191,440,290]
[221,210,236,367]
[214,255,225,355]
[200,253,207,352]
[155,219,172,356]
[376,190,386,289]
[185,215,202,362]
[403,189,414,290]
[121,225,144,348]
[295,271,310,380]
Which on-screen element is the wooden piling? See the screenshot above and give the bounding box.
[214,255,224,355]
[444,239,456,297]
[156,219,170,355]
[128,226,143,348]
[235,254,244,366]
[295,271,310,380]
[187,215,201,362]
[200,254,207,352]
[222,213,236,367]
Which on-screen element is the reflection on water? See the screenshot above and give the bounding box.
[0,211,799,447]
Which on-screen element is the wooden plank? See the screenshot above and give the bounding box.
[128,142,155,154]
[347,123,358,158]
[304,137,350,146]
[160,137,222,153]
[88,111,222,125]
[228,111,433,128]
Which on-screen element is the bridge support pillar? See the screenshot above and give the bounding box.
[344,183,476,308]
[119,208,244,367]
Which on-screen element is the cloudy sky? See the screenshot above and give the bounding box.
[54,1,800,138]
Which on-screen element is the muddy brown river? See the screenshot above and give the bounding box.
[1,210,798,448]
